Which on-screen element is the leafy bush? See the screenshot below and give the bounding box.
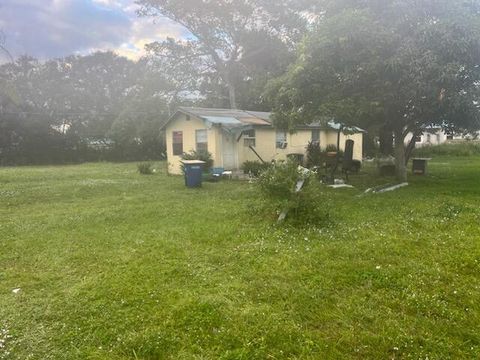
[413,142,480,157]
[325,144,338,153]
[241,160,270,177]
[325,144,344,158]
[257,160,330,225]
[258,160,303,200]
[181,150,214,172]
[286,153,305,165]
[306,141,323,168]
[137,162,154,175]
[288,181,332,226]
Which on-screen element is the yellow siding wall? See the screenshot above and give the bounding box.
[237,129,363,165]
[325,132,363,161]
[237,128,276,164]
[165,114,222,174]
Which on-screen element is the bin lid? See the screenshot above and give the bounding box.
[181,160,206,165]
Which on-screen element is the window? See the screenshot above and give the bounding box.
[196,129,208,153]
[276,130,287,149]
[243,129,256,147]
[172,131,183,155]
[311,130,320,144]
[415,135,422,142]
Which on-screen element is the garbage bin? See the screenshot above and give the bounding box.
[412,158,430,175]
[181,160,206,188]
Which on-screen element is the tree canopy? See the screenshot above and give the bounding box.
[0,52,172,165]
[136,0,307,109]
[269,0,480,180]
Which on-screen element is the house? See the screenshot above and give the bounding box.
[450,130,480,141]
[163,107,364,175]
[405,127,448,147]
[405,127,480,147]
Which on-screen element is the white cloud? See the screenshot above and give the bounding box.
[113,2,188,60]
[0,0,187,61]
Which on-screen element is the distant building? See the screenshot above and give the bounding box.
[405,128,448,147]
[405,128,480,147]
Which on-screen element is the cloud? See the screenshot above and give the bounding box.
[0,0,188,61]
[114,2,189,60]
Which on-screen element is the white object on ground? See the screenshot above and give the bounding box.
[297,165,311,176]
[328,184,354,189]
[295,179,306,192]
[278,211,287,222]
[12,288,21,294]
[222,171,233,179]
[375,182,409,193]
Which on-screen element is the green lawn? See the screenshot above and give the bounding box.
[1,158,479,359]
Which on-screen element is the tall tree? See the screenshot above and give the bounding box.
[0,52,176,164]
[0,57,70,165]
[136,0,306,109]
[269,0,480,181]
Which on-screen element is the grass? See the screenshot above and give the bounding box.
[413,141,480,157]
[0,158,479,359]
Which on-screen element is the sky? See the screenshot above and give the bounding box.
[0,0,189,61]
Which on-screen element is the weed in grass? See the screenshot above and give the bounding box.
[436,202,464,222]
[137,162,154,175]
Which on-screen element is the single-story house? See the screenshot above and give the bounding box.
[405,128,480,147]
[405,127,448,147]
[163,107,364,175]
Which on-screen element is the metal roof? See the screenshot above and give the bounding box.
[326,120,366,133]
[164,107,365,133]
[202,116,243,125]
[178,107,272,127]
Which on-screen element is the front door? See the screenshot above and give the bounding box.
[222,133,236,170]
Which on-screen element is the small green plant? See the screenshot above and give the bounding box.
[325,144,338,152]
[137,162,154,175]
[241,161,270,177]
[288,180,332,226]
[436,202,464,221]
[325,144,344,158]
[257,160,329,225]
[258,160,303,200]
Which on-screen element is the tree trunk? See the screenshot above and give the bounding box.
[379,126,393,156]
[227,81,237,109]
[394,129,407,182]
[405,129,421,165]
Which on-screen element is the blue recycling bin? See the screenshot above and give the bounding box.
[181,160,206,188]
